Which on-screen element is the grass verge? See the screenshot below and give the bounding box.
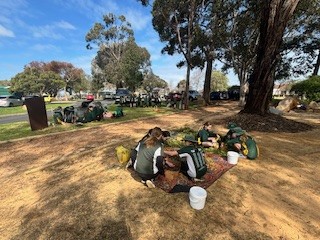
[0,106,176,142]
[0,102,75,116]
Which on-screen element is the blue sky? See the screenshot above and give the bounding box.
[0,0,238,89]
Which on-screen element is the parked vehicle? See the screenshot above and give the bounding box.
[210,91,229,100]
[115,88,131,104]
[86,94,94,101]
[166,92,182,102]
[0,95,24,107]
[103,91,115,100]
[188,90,201,101]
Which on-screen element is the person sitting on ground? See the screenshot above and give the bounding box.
[164,135,208,181]
[197,122,220,148]
[133,127,173,188]
[127,128,171,168]
[223,122,259,160]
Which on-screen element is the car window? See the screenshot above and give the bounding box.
[116,89,130,95]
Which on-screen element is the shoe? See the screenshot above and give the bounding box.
[125,159,132,168]
[193,178,204,182]
[141,180,146,184]
[146,180,155,188]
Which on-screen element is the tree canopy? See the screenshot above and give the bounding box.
[86,13,151,92]
[10,61,87,96]
[211,71,229,91]
[291,75,320,101]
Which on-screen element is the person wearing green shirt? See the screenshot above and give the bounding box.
[164,135,208,181]
[197,122,220,148]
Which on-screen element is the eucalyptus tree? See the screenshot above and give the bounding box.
[243,0,300,115]
[152,0,204,109]
[141,72,168,91]
[281,0,320,77]
[219,0,261,106]
[86,13,150,91]
[194,0,231,104]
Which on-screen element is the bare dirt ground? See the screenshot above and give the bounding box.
[0,102,319,240]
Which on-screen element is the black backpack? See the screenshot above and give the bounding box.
[63,106,75,123]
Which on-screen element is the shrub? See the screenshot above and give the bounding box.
[292,76,320,102]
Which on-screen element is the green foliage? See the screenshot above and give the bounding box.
[292,76,320,101]
[281,0,320,78]
[141,72,168,91]
[0,106,175,142]
[10,67,64,95]
[10,61,87,96]
[211,71,229,91]
[86,14,150,91]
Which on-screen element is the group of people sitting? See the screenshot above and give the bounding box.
[53,101,124,125]
[127,122,259,188]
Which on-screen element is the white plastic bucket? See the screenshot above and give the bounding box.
[227,151,239,164]
[189,186,207,210]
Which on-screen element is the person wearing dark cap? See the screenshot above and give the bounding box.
[197,122,220,148]
[164,135,207,181]
[223,122,259,160]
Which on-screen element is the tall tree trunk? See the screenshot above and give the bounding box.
[184,65,191,109]
[203,58,213,105]
[243,0,300,115]
[312,49,320,76]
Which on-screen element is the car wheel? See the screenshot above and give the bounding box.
[9,102,13,107]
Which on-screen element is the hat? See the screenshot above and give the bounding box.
[184,135,198,143]
[227,122,237,129]
[162,131,171,138]
[231,127,245,136]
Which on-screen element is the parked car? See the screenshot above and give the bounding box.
[103,91,115,100]
[188,90,201,101]
[210,91,229,100]
[0,95,24,107]
[115,88,131,104]
[86,94,94,101]
[166,92,182,102]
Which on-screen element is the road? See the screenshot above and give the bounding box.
[0,100,114,124]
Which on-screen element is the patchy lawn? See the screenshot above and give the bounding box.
[0,102,319,240]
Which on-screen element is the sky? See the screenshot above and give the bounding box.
[0,0,239,89]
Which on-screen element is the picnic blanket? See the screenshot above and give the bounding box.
[129,153,235,193]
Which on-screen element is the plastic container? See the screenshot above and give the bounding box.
[227,151,239,164]
[189,186,207,210]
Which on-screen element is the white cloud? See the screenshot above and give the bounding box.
[31,25,63,39]
[31,20,76,39]
[31,44,59,52]
[0,24,15,37]
[55,21,76,30]
[55,0,118,21]
[125,9,150,31]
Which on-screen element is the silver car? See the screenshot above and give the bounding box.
[0,95,24,107]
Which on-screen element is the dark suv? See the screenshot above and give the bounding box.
[115,88,131,104]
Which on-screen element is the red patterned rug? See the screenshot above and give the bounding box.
[129,153,235,193]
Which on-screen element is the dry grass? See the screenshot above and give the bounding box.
[0,102,319,240]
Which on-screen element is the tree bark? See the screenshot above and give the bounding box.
[312,49,320,76]
[203,58,213,105]
[243,0,300,115]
